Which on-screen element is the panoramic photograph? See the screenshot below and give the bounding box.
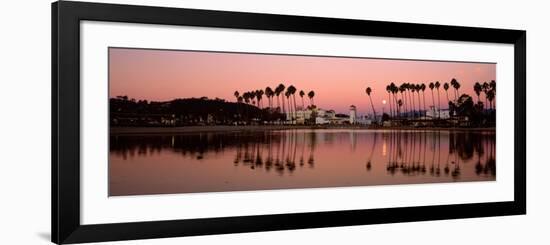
[108,47,496,196]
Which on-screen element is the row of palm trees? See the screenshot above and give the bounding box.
[365,78,496,121]
[473,80,497,110]
[384,130,495,178]
[233,84,316,121]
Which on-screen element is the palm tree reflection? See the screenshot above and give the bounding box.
[110,130,495,178]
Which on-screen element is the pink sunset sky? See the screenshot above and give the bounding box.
[109,48,496,115]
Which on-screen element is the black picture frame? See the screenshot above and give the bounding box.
[52,1,526,244]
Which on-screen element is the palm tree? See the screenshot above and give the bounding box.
[450,78,460,100]
[285,90,292,120]
[243,92,250,105]
[234,91,240,102]
[386,85,393,118]
[415,84,422,118]
[443,82,450,108]
[237,95,244,121]
[408,83,415,119]
[277,84,286,113]
[299,90,305,110]
[248,90,255,107]
[256,89,264,109]
[365,87,377,121]
[307,90,315,107]
[481,82,489,109]
[474,82,482,103]
[429,82,435,119]
[409,84,416,118]
[274,86,281,112]
[397,99,403,118]
[399,84,407,118]
[287,85,297,120]
[420,84,426,118]
[242,92,251,121]
[489,80,496,110]
[435,81,441,119]
[265,87,274,109]
[392,84,399,117]
[487,90,495,110]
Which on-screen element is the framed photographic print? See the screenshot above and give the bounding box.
[52,1,526,244]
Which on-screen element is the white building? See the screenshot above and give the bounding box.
[355,116,373,125]
[349,105,357,124]
[290,105,372,125]
[426,106,451,119]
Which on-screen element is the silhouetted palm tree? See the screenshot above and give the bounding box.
[299,90,305,110]
[429,82,435,119]
[366,87,377,121]
[392,84,399,117]
[487,90,495,110]
[274,88,281,111]
[399,84,407,118]
[408,83,415,119]
[237,96,243,121]
[243,92,251,121]
[474,82,482,103]
[285,90,292,120]
[249,90,256,107]
[415,84,422,118]
[307,90,315,107]
[489,80,496,110]
[287,85,297,120]
[450,78,460,100]
[435,81,441,119]
[421,84,426,118]
[397,99,403,119]
[265,87,274,109]
[256,89,264,109]
[386,85,393,118]
[443,82,450,108]
[482,82,489,109]
[276,84,286,114]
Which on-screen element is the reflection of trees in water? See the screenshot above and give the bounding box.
[229,131,318,175]
[386,131,429,176]
[110,133,272,160]
[110,131,318,176]
[365,133,378,171]
[111,130,495,178]
[384,131,495,178]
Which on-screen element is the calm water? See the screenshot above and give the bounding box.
[109,129,495,196]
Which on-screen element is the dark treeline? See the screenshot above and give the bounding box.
[111,82,318,127]
[110,96,286,126]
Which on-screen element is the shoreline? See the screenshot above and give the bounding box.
[110,125,496,135]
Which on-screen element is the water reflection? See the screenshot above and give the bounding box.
[109,129,495,196]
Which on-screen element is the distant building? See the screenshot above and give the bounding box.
[349,105,357,124]
[426,106,451,119]
[290,105,373,125]
[316,116,329,124]
[355,115,373,125]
